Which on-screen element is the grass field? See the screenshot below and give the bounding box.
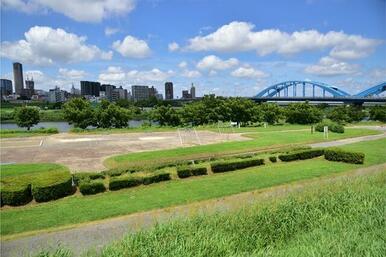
[0,128,59,138]
[96,170,385,257]
[1,138,385,237]
[105,128,380,168]
[0,108,65,122]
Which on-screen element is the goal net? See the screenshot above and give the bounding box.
[177,127,202,146]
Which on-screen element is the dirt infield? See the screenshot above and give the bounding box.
[0,131,246,172]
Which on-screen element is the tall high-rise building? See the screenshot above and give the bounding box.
[23,77,35,98]
[132,85,149,101]
[13,62,24,95]
[149,86,158,98]
[165,82,173,100]
[182,90,191,99]
[48,86,66,103]
[80,81,101,97]
[101,84,115,101]
[0,79,13,96]
[190,83,196,98]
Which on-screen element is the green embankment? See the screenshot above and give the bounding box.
[1,138,385,237]
[105,128,379,168]
[0,128,59,138]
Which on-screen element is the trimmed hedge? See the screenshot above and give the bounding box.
[73,172,105,185]
[278,149,324,162]
[211,158,264,173]
[177,166,207,178]
[79,180,106,195]
[269,156,277,163]
[315,121,344,133]
[102,168,139,177]
[109,175,143,191]
[143,171,171,185]
[324,149,365,164]
[0,184,32,206]
[32,177,73,202]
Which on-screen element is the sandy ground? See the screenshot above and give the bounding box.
[1,163,385,257]
[0,131,246,172]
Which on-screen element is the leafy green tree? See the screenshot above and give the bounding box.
[259,103,282,124]
[151,105,181,126]
[224,97,256,126]
[369,105,386,122]
[327,106,350,123]
[14,106,40,130]
[63,98,95,129]
[285,102,323,124]
[95,100,132,128]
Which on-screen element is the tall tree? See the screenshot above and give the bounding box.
[63,98,95,129]
[14,106,40,130]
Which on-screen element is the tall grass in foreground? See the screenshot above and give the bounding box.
[36,171,386,257]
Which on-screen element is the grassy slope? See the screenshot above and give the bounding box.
[0,128,59,138]
[1,138,385,237]
[105,128,379,168]
[0,163,66,177]
[98,170,386,257]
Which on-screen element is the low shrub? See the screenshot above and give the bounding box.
[211,158,264,173]
[269,156,277,163]
[109,175,142,191]
[143,171,171,185]
[177,166,207,178]
[315,121,344,133]
[79,180,106,195]
[32,177,73,202]
[278,149,324,162]
[73,172,105,185]
[0,184,32,206]
[324,149,365,164]
[102,168,139,177]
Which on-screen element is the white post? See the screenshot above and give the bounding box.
[177,129,183,146]
[193,128,201,145]
[323,126,329,139]
[264,122,267,128]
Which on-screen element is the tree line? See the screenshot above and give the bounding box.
[9,96,386,130]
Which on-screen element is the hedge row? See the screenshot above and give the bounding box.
[73,172,105,185]
[324,149,365,164]
[278,149,325,162]
[32,177,73,202]
[211,158,264,173]
[79,180,106,195]
[177,166,208,179]
[109,171,171,191]
[102,168,138,177]
[1,184,32,206]
[315,121,344,133]
[269,156,277,163]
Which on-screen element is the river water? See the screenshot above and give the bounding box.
[0,120,150,132]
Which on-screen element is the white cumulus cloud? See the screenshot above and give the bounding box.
[0,26,112,65]
[231,66,268,79]
[181,70,201,78]
[185,21,381,59]
[127,68,174,82]
[98,66,126,82]
[2,0,136,23]
[196,55,239,70]
[304,57,360,76]
[112,35,151,58]
[168,42,180,52]
[58,68,87,80]
[104,27,120,36]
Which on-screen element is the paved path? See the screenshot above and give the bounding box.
[2,163,385,257]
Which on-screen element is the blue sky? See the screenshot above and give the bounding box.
[1,0,385,97]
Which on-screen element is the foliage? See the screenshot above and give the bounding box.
[211,158,264,173]
[177,166,208,178]
[14,106,40,130]
[142,171,171,185]
[269,156,277,163]
[285,102,323,124]
[63,98,95,129]
[0,184,32,206]
[278,149,324,162]
[73,172,105,185]
[94,100,132,128]
[259,103,283,124]
[150,105,181,126]
[109,175,143,191]
[369,105,386,122]
[315,120,345,133]
[324,149,365,164]
[32,177,73,202]
[79,180,106,195]
[327,105,365,123]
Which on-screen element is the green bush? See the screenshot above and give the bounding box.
[315,121,344,133]
[143,171,171,185]
[269,156,277,163]
[79,180,106,195]
[278,149,324,162]
[102,168,139,177]
[109,175,142,191]
[211,158,264,173]
[0,184,32,206]
[32,177,73,202]
[177,166,207,178]
[73,172,105,185]
[324,149,365,164]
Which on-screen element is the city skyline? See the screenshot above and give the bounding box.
[1,0,385,97]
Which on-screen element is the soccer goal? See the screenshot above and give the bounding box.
[177,127,202,146]
[217,121,239,141]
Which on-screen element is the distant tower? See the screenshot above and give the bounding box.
[165,82,174,100]
[13,62,24,95]
[190,83,196,98]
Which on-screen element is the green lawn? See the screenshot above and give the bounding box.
[0,128,59,138]
[0,163,66,178]
[1,138,385,237]
[105,128,379,168]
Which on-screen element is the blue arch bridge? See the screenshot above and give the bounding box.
[251,81,386,104]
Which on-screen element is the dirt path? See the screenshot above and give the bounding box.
[309,130,385,148]
[2,163,385,257]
